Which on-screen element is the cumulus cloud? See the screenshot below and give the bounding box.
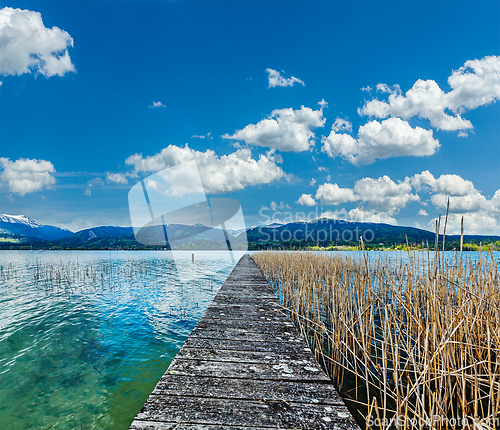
[331,117,352,133]
[376,83,401,95]
[296,194,316,207]
[106,172,129,184]
[411,170,490,214]
[223,105,326,152]
[411,170,476,196]
[315,183,357,206]
[411,171,500,234]
[318,99,328,109]
[320,208,398,225]
[0,157,55,196]
[361,86,373,92]
[125,144,286,195]
[298,175,419,215]
[298,170,500,234]
[149,101,165,108]
[354,175,419,214]
[266,68,305,88]
[322,117,439,165]
[0,7,75,77]
[418,209,428,217]
[359,55,500,132]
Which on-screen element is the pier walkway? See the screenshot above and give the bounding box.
[129,254,359,429]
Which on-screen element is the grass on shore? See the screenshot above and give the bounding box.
[252,249,500,429]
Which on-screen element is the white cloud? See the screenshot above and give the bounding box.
[270,201,291,211]
[149,101,165,108]
[322,117,439,165]
[430,193,487,214]
[84,189,91,196]
[106,172,128,184]
[320,208,398,225]
[191,132,212,140]
[447,56,500,111]
[411,170,476,196]
[331,117,352,133]
[361,86,373,92]
[359,56,500,132]
[412,171,500,234]
[310,178,316,187]
[418,209,428,217]
[431,212,499,236]
[298,175,418,215]
[315,183,357,206]
[296,194,316,207]
[376,83,401,95]
[318,99,328,109]
[266,68,305,88]
[223,105,326,152]
[0,7,75,77]
[88,177,104,187]
[0,157,56,196]
[125,144,286,195]
[298,169,499,234]
[354,175,419,214]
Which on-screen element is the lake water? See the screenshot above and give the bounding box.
[0,250,243,430]
[0,249,497,430]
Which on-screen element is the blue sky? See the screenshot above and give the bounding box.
[0,1,499,234]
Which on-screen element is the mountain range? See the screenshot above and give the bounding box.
[0,214,72,241]
[0,214,499,251]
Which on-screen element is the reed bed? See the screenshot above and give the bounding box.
[0,258,158,292]
[252,251,500,429]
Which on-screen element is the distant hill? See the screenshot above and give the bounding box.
[246,219,500,250]
[44,224,246,250]
[0,215,498,251]
[0,214,72,241]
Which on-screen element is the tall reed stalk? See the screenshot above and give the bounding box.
[252,250,500,429]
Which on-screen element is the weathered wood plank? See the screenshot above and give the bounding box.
[152,375,344,405]
[166,357,330,382]
[134,396,357,429]
[129,254,360,430]
[130,422,278,430]
[181,337,315,354]
[175,346,317,365]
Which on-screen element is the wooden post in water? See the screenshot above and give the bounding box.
[192,253,194,263]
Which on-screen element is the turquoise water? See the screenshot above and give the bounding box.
[0,251,240,430]
[1,249,497,430]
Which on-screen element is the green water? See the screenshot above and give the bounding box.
[0,250,238,430]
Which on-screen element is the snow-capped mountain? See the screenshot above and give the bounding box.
[0,214,73,240]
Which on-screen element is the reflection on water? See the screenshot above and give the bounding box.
[0,251,237,430]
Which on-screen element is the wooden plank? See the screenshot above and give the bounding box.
[152,375,344,405]
[175,346,318,364]
[129,254,360,430]
[181,337,315,354]
[130,422,279,430]
[166,358,330,382]
[133,396,358,429]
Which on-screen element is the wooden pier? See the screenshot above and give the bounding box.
[129,254,360,429]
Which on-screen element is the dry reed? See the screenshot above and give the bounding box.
[252,250,500,429]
